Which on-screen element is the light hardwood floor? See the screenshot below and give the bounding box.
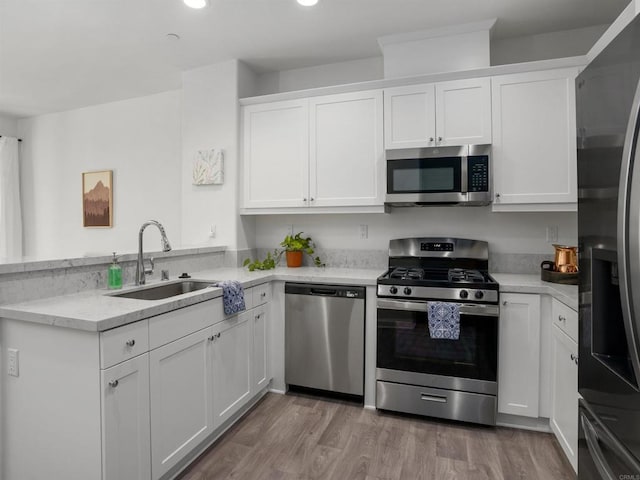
[179,392,575,480]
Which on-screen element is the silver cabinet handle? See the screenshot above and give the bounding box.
[303,198,307,202]
[217,332,221,338]
[126,339,135,347]
[260,292,266,298]
[559,315,566,322]
[310,197,315,202]
[438,136,443,142]
[421,393,447,403]
[495,193,501,198]
[575,356,579,365]
[429,137,434,142]
[208,335,215,342]
[571,354,576,361]
[109,380,119,388]
[502,300,507,306]
[255,313,261,320]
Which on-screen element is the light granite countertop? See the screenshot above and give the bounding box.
[0,268,579,332]
[493,273,578,311]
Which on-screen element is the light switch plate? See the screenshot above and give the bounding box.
[8,348,19,377]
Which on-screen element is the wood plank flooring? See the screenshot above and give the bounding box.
[178,392,575,480]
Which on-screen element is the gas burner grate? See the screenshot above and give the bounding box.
[389,267,425,280]
[448,268,485,283]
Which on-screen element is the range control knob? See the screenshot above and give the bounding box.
[403,287,412,295]
[459,290,469,299]
[389,286,398,294]
[475,291,484,299]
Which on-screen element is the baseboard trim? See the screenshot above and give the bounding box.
[496,413,551,432]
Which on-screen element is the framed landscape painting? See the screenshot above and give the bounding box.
[82,170,113,227]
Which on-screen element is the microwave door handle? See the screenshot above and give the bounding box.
[461,156,468,193]
[616,75,640,385]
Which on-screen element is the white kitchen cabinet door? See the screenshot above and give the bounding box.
[252,305,270,392]
[212,312,252,428]
[101,354,151,480]
[551,324,578,472]
[149,329,214,480]
[491,68,578,208]
[384,83,436,149]
[498,293,541,418]
[309,90,384,207]
[435,77,492,146]
[242,99,309,209]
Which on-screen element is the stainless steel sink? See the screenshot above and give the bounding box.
[111,280,216,300]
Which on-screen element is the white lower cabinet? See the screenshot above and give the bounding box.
[101,353,151,480]
[252,305,269,392]
[551,321,579,471]
[149,328,214,480]
[498,293,541,417]
[212,312,252,427]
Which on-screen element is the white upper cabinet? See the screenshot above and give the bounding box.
[384,77,491,149]
[309,90,384,207]
[242,99,309,209]
[491,68,578,210]
[241,90,384,211]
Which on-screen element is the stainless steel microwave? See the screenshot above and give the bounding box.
[385,145,491,206]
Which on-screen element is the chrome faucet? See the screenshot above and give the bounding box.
[136,220,172,285]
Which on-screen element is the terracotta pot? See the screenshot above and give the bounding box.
[286,250,303,268]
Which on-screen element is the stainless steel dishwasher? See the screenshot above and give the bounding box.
[285,282,365,396]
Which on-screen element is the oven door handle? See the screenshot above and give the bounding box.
[376,298,499,317]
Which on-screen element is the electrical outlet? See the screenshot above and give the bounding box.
[546,225,559,243]
[359,224,368,240]
[8,348,19,377]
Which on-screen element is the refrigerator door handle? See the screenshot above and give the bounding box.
[581,414,617,480]
[616,76,640,387]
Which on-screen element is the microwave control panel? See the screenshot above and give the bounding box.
[467,156,489,192]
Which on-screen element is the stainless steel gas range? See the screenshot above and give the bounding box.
[376,237,499,426]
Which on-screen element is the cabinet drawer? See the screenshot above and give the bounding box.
[149,298,222,350]
[243,287,254,310]
[552,298,578,342]
[100,320,150,369]
[253,283,271,306]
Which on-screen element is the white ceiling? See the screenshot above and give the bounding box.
[0,0,630,118]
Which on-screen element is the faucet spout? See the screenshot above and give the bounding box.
[136,220,172,286]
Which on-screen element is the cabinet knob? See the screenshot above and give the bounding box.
[217,332,221,338]
[125,339,135,347]
[109,380,119,388]
[255,314,261,320]
[303,198,307,202]
[260,292,266,298]
[574,356,579,365]
[429,137,434,142]
[208,335,215,342]
[495,193,501,199]
[570,354,576,361]
[438,136,443,142]
[502,300,507,306]
[310,198,315,202]
[558,315,566,322]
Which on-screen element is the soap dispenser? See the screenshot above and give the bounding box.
[108,252,122,289]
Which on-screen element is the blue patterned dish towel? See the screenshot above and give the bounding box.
[427,302,461,340]
[216,280,246,315]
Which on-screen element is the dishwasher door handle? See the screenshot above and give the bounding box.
[310,288,339,296]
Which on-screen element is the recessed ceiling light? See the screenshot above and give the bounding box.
[184,0,208,9]
[297,0,318,6]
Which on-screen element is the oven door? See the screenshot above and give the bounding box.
[376,298,498,395]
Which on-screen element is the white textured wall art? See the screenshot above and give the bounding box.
[192,148,224,185]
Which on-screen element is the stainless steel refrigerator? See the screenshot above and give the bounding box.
[577,13,640,479]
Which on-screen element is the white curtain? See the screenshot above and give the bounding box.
[0,136,23,260]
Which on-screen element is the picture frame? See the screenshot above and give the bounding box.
[82,170,113,228]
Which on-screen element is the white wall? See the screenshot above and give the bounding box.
[0,114,19,137]
[254,57,383,96]
[254,209,577,255]
[491,25,608,65]
[181,60,255,252]
[17,91,182,259]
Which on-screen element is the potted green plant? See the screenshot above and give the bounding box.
[243,232,325,271]
[280,232,317,267]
